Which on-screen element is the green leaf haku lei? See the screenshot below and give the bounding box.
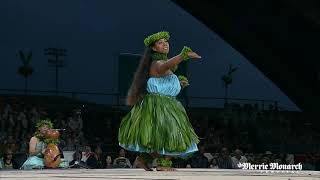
[34,119,59,145]
[144,31,170,47]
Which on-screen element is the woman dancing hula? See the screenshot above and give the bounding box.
[118,31,201,171]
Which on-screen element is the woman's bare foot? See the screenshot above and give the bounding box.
[137,156,153,171]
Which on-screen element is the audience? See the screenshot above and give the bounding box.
[0,97,319,171]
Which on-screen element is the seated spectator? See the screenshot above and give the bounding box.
[113,149,132,168]
[286,154,295,164]
[217,147,234,169]
[104,155,113,168]
[261,157,271,165]
[0,149,14,169]
[69,150,86,168]
[231,149,247,168]
[12,151,28,169]
[81,145,99,169]
[302,155,315,170]
[81,145,93,162]
[92,146,103,168]
[264,151,273,158]
[191,145,209,168]
[209,157,219,169]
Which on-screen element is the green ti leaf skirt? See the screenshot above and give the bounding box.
[118,93,199,157]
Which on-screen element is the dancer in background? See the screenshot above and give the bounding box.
[20,119,67,169]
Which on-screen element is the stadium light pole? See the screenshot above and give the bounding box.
[44,48,67,95]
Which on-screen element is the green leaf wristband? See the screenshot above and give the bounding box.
[180,46,192,61]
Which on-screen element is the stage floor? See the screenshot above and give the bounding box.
[0,168,319,180]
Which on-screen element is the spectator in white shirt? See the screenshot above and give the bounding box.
[231,149,248,168]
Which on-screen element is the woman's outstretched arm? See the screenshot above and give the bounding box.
[153,47,201,75]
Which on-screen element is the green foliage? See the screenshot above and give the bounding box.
[144,31,170,47]
[170,65,178,72]
[35,119,59,145]
[36,119,54,129]
[178,75,188,82]
[156,158,172,167]
[180,46,192,61]
[150,52,168,61]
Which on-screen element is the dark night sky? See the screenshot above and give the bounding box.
[0,0,299,111]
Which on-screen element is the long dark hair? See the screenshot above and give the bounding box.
[126,47,152,106]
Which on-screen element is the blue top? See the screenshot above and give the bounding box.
[35,141,46,153]
[147,74,181,97]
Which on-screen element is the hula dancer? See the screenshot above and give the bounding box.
[118,31,201,171]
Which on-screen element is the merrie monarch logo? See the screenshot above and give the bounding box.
[237,163,303,171]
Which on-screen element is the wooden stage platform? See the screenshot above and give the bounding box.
[1,168,319,180]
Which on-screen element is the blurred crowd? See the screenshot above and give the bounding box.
[0,97,319,170]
